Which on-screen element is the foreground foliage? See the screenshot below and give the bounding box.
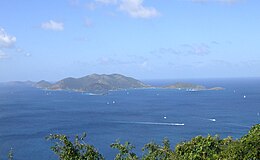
[47,124,259,160]
[46,133,104,160]
[2,124,259,160]
[110,140,138,160]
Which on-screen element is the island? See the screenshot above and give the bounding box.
[163,82,225,91]
[2,74,225,94]
[35,74,148,94]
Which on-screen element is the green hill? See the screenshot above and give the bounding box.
[164,82,225,91]
[36,74,148,94]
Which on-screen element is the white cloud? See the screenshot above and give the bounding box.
[25,53,32,57]
[95,0,117,5]
[0,50,9,59]
[191,0,242,4]
[69,0,80,6]
[74,37,87,42]
[84,18,92,27]
[0,27,30,59]
[140,61,148,67]
[85,0,117,11]
[0,27,16,48]
[97,55,147,66]
[151,43,210,57]
[16,47,24,53]
[41,20,64,31]
[85,2,97,10]
[119,0,159,18]
[183,43,210,55]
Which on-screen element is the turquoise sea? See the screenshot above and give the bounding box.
[0,78,259,159]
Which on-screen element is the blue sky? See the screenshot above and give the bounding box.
[0,0,260,81]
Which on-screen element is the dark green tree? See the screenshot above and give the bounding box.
[110,140,138,160]
[46,132,104,160]
[220,124,260,160]
[174,135,222,159]
[44,124,259,160]
[142,138,174,160]
[2,124,260,160]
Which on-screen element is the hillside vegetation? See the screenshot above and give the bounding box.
[46,124,259,160]
[5,124,259,160]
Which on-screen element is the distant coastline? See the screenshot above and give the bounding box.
[2,73,225,94]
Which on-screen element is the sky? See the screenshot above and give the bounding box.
[0,0,260,82]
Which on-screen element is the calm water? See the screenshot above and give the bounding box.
[0,78,259,159]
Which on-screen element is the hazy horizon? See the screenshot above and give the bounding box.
[1,0,260,81]
[1,73,260,83]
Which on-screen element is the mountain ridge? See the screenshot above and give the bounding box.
[7,74,225,94]
[35,74,148,94]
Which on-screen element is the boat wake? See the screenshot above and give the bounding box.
[112,121,184,126]
[209,118,216,122]
[192,116,217,122]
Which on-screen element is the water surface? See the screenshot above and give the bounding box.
[0,78,259,159]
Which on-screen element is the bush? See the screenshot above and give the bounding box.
[110,140,138,160]
[220,124,260,159]
[174,135,222,159]
[142,138,174,160]
[46,132,104,160]
[46,124,259,160]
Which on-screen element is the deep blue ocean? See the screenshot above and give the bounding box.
[0,78,259,160]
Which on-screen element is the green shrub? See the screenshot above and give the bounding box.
[142,138,174,160]
[110,140,138,160]
[46,132,104,160]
